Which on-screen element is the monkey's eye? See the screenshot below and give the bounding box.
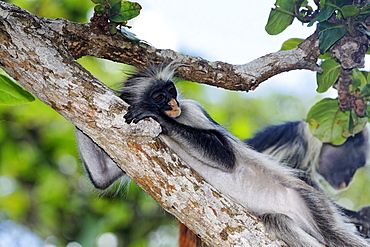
[168,87,175,94]
[152,92,165,102]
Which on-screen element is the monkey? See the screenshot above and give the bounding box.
[245,121,370,238]
[76,63,370,247]
[245,121,369,190]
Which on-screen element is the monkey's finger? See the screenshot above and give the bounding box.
[124,111,148,124]
[131,112,151,124]
[124,112,136,124]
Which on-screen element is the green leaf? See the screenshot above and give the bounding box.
[367,70,370,83]
[306,98,348,145]
[91,0,106,4]
[330,0,349,8]
[358,28,370,37]
[316,58,340,93]
[308,5,336,26]
[109,1,121,15]
[341,5,359,18]
[265,9,294,35]
[292,0,307,4]
[345,110,367,136]
[120,1,141,20]
[361,83,370,97]
[367,104,370,117]
[109,1,141,22]
[362,70,369,81]
[0,75,35,105]
[318,52,332,59]
[279,38,304,50]
[266,0,295,35]
[317,21,346,54]
[94,5,106,12]
[276,0,295,9]
[351,68,367,89]
[109,0,121,6]
[109,14,127,23]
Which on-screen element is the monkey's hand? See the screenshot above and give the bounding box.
[124,103,163,124]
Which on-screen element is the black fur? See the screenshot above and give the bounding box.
[246,121,303,154]
[122,79,235,171]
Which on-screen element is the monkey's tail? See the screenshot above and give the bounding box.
[260,213,324,247]
[297,185,370,247]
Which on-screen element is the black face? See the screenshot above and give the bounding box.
[148,81,181,117]
[149,82,176,107]
[319,132,368,189]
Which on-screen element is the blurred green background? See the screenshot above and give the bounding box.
[0,0,369,246]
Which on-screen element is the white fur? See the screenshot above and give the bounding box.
[160,99,369,247]
[76,128,124,189]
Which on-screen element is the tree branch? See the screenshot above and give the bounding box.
[0,2,318,246]
[1,2,321,92]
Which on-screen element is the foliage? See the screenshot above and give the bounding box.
[90,0,142,37]
[265,0,295,35]
[315,58,341,93]
[268,1,370,144]
[307,98,367,145]
[266,0,370,53]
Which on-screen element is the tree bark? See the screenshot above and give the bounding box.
[0,2,324,246]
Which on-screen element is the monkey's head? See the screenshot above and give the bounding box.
[319,129,369,189]
[119,63,182,118]
[148,80,181,118]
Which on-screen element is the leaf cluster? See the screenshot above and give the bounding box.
[91,0,141,38]
[280,37,370,144]
[273,1,370,145]
[266,0,370,54]
[308,59,370,144]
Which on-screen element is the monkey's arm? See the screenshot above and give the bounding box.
[75,128,125,189]
[124,101,235,171]
[342,207,370,238]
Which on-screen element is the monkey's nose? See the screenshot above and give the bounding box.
[165,98,181,118]
[168,98,178,107]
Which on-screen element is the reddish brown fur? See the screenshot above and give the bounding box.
[179,222,206,247]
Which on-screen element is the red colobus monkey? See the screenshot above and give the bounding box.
[76,63,369,247]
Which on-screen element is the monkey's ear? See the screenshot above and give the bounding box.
[75,128,125,190]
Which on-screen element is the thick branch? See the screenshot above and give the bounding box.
[68,23,321,91]
[0,2,286,246]
[65,21,321,91]
[1,2,320,92]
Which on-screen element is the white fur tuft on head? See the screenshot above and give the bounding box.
[118,62,179,105]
